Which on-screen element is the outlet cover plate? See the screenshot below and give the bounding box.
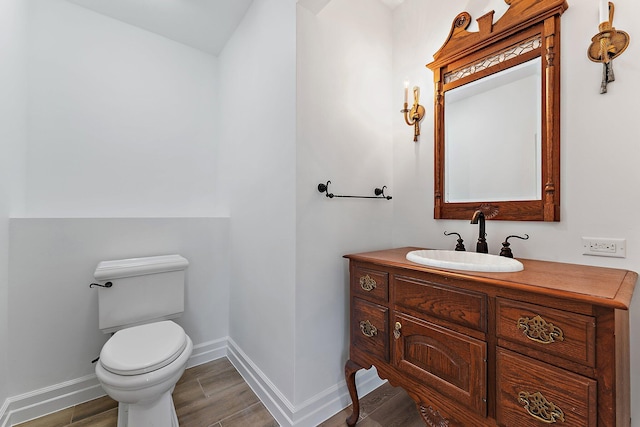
[582,237,626,258]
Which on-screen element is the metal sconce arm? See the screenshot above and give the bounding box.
[401,85,425,141]
[587,1,630,93]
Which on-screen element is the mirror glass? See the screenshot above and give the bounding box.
[444,58,541,203]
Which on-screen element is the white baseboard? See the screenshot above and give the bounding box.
[0,374,104,427]
[187,337,228,369]
[226,338,296,426]
[0,337,228,427]
[288,367,385,427]
[226,338,385,427]
[0,338,384,427]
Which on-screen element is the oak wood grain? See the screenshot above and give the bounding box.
[345,247,635,426]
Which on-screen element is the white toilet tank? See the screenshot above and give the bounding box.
[94,255,189,333]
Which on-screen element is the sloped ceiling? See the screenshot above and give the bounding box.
[67,0,404,56]
[296,0,332,14]
[297,0,405,14]
[379,0,406,9]
[67,0,254,56]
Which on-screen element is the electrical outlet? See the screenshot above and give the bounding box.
[582,237,626,258]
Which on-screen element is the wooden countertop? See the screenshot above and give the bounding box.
[345,247,637,310]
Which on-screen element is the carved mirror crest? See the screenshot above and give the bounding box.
[427,0,568,221]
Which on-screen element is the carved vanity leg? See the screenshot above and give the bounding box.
[344,359,362,426]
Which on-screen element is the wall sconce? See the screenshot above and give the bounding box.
[587,1,630,93]
[401,82,425,142]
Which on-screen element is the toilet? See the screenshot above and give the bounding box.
[93,254,193,427]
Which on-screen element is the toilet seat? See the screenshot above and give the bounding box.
[100,321,187,376]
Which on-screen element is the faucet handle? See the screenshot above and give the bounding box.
[500,234,530,258]
[444,231,466,251]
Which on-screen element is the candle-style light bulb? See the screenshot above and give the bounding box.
[403,80,409,104]
[599,0,609,24]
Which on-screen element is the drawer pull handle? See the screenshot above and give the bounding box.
[517,315,564,344]
[359,320,378,337]
[518,391,565,423]
[393,322,402,339]
[359,275,377,291]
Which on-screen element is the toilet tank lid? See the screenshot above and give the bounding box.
[94,255,189,280]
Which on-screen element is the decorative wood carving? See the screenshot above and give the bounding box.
[419,404,450,427]
[427,0,568,221]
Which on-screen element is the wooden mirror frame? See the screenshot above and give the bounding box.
[427,0,568,221]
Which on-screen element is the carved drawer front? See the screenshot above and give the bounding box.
[496,348,597,426]
[352,266,389,302]
[394,275,487,332]
[496,298,596,367]
[352,298,389,362]
[393,312,487,416]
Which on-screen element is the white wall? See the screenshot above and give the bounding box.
[219,0,298,406]
[295,0,393,409]
[1,0,231,421]
[0,0,28,409]
[392,0,640,423]
[8,218,229,396]
[25,0,220,218]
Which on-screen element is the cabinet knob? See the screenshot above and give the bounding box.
[359,275,377,291]
[393,322,402,339]
[359,320,378,337]
[519,391,565,423]
[517,315,564,344]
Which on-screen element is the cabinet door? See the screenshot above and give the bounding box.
[496,348,597,426]
[393,312,487,416]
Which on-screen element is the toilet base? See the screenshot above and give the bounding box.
[95,324,193,427]
[116,389,179,427]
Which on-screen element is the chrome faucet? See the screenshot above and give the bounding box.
[470,210,488,254]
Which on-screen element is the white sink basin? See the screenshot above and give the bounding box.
[406,250,523,272]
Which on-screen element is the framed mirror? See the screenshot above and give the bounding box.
[427,0,568,221]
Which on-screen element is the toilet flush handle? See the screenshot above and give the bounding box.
[89,281,112,289]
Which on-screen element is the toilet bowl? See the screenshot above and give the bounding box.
[95,320,193,427]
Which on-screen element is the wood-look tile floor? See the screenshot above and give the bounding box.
[15,358,421,427]
[320,383,423,427]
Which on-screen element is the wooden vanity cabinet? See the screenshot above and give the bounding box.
[344,248,636,427]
